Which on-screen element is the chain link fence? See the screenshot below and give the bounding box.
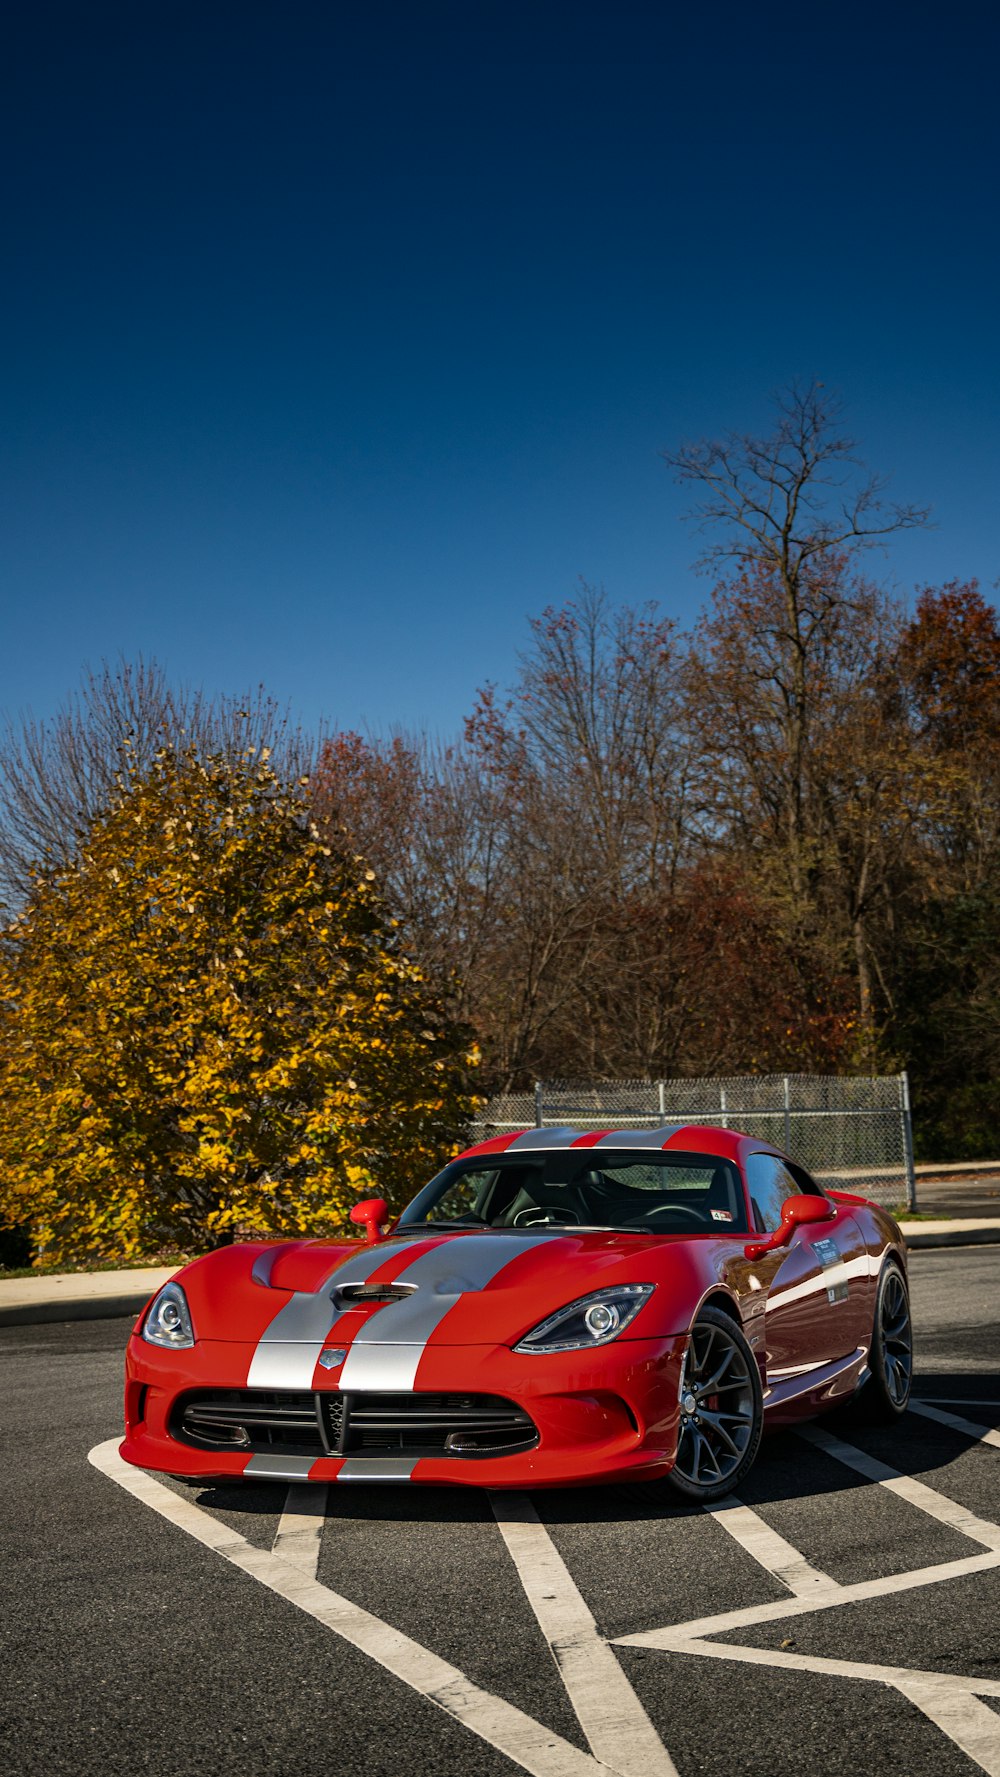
[474,1074,917,1210]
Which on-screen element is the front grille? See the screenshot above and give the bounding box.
[345,1393,537,1456]
[172,1389,538,1461]
[174,1389,327,1455]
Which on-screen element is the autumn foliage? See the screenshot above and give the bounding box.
[0,749,478,1262]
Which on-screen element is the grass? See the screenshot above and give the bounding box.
[891,1207,949,1221]
[0,1252,205,1280]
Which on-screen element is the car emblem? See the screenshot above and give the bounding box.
[318,1348,347,1370]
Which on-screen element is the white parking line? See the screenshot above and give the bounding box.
[798,1424,1000,1550]
[272,1483,329,1577]
[616,1548,1000,1643]
[89,1440,622,1777]
[630,1631,1000,1770]
[615,1427,1000,1777]
[704,1496,838,1596]
[626,1633,1000,1699]
[911,1400,1000,1451]
[90,1425,1000,1777]
[489,1491,678,1777]
[894,1678,1000,1777]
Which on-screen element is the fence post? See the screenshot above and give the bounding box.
[534,1081,544,1127]
[657,1080,666,1121]
[783,1075,791,1153]
[900,1072,918,1211]
[719,1084,728,1130]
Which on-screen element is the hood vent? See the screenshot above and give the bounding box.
[335,1281,417,1308]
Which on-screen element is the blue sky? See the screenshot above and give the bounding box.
[2,1,998,742]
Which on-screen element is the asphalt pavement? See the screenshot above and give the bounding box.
[2,1246,998,1777]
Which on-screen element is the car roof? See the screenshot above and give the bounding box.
[455,1123,749,1164]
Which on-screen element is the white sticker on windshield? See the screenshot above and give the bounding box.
[710,1209,733,1222]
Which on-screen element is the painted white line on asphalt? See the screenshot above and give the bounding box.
[616,1549,1000,1643]
[272,1483,329,1577]
[88,1440,618,1777]
[704,1495,838,1596]
[628,1633,1000,1700]
[798,1424,1000,1550]
[642,1633,1000,1769]
[895,1678,1000,1777]
[911,1400,1000,1451]
[489,1491,679,1777]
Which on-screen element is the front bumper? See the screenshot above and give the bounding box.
[122,1332,688,1487]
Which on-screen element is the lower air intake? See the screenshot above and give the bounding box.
[172,1389,537,1460]
[346,1393,538,1456]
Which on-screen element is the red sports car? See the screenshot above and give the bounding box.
[121,1123,912,1502]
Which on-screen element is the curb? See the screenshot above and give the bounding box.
[900,1227,1000,1251]
[0,1293,153,1327]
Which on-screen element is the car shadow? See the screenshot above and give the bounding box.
[186,1368,990,1526]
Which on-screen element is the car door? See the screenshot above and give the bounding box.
[745,1151,870,1380]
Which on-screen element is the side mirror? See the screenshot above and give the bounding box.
[350,1197,389,1245]
[744,1192,834,1260]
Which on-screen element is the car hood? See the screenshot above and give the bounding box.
[172,1226,727,1346]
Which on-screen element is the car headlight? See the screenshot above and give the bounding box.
[142,1280,196,1349]
[513,1284,654,1354]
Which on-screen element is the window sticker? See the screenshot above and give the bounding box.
[710,1208,733,1222]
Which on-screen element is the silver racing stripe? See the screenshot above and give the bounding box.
[506,1127,581,1150]
[246,1235,436,1390]
[336,1457,417,1482]
[593,1125,683,1147]
[336,1233,552,1392]
[244,1453,317,1481]
[507,1124,684,1151]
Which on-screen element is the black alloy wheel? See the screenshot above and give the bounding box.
[856,1260,913,1421]
[662,1306,763,1504]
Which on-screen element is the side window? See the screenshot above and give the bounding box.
[745,1152,800,1233]
[785,1159,826,1198]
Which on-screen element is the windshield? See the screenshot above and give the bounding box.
[397,1149,749,1235]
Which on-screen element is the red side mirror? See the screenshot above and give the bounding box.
[350,1198,389,1245]
[744,1192,834,1260]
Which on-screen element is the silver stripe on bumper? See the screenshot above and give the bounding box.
[336,1457,417,1482]
[334,1341,432,1392]
[243,1453,316,1480]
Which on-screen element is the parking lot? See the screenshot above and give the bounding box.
[3,1246,998,1777]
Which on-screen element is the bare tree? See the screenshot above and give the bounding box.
[666,387,933,1050]
[312,590,709,1085]
[0,658,316,907]
[665,383,929,897]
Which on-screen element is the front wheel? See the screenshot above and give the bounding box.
[855,1260,913,1421]
[661,1307,763,1503]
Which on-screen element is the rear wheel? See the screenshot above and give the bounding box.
[855,1260,912,1421]
[662,1306,763,1503]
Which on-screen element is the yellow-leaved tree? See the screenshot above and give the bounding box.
[0,748,479,1263]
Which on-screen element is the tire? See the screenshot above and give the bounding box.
[661,1306,764,1504]
[854,1259,913,1422]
